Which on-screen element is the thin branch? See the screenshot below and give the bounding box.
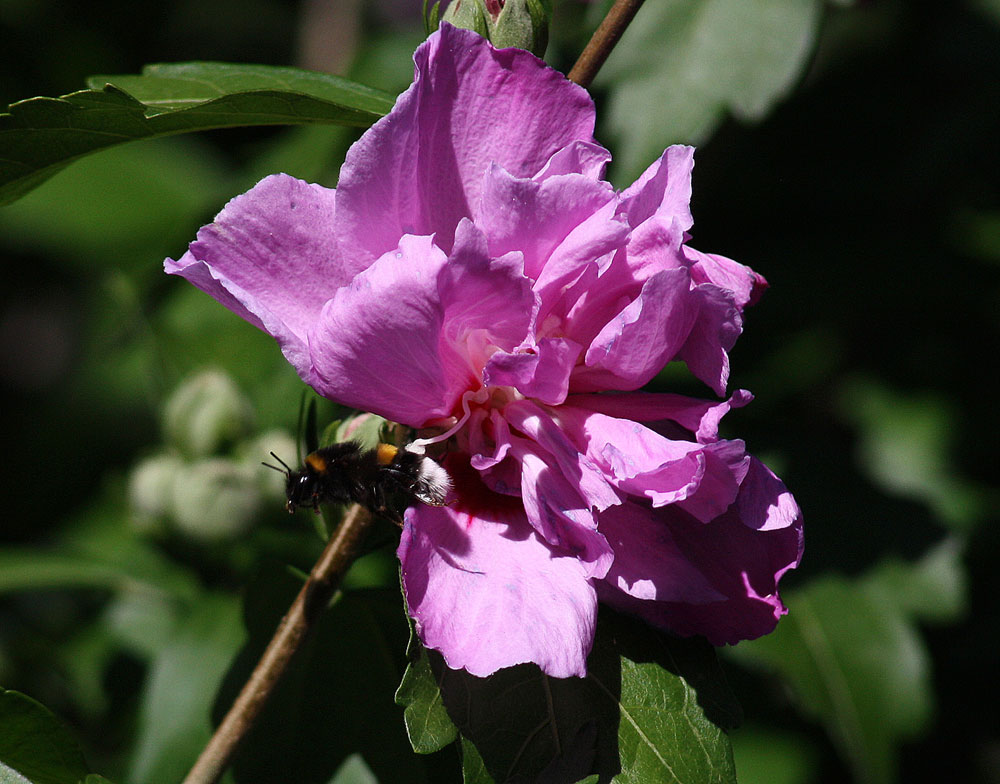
[182,504,375,784]
[567,0,646,89]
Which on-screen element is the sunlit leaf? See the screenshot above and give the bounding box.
[0,62,395,206]
[598,0,822,182]
[839,378,988,531]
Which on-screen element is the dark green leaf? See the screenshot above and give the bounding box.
[410,609,738,783]
[728,541,966,784]
[0,689,90,784]
[0,63,395,206]
[126,594,245,784]
[598,0,822,182]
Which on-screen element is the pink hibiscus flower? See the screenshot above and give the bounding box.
[166,24,802,678]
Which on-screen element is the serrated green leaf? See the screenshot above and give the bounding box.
[0,689,90,784]
[0,63,395,206]
[598,0,822,182]
[411,609,737,783]
[727,544,968,784]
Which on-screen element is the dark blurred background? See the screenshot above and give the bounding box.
[1,0,998,782]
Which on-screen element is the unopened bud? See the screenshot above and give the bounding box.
[170,458,262,542]
[163,370,254,458]
[129,453,184,532]
[441,0,550,57]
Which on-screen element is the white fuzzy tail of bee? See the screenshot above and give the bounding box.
[406,445,452,506]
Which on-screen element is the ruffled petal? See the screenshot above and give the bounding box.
[509,437,614,578]
[308,235,453,425]
[598,502,726,604]
[679,283,743,396]
[620,145,695,234]
[399,504,598,678]
[684,245,768,309]
[165,173,352,380]
[597,497,803,646]
[484,337,582,406]
[564,389,753,444]
[438,219,536,381]
[335,24,596,264]
[533,140,611,182]
[574,267,697,392]
[737,457,802,532]
[477,163,620,282]
[503,399,621,512]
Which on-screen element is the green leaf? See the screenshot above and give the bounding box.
[0,689,90,784]
[598,0,822,182]
[0,62,395,206]
[0,551,131,595]
[396,626,458,754]
[126,594,245,784]
[728,541,967,784]
[408,609,738,783]
[838,378,988,531]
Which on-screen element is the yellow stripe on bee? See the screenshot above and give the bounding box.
[376,443,399,465]
[306,453,328,473]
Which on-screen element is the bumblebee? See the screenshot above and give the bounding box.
[264,441,451,522]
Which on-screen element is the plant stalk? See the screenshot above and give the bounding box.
[181,504,375,784]
[567,0,646,88]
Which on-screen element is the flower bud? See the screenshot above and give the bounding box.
[163,370,254,458]
[441,0,550,57]
[128,452,185,533]
[170,458,262,542]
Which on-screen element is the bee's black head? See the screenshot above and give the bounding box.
[285,470,320,514]
[262,452,316,514]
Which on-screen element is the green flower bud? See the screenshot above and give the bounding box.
[441,0,550,57]
[163,370,254,458]
[441,0,491,39]
[170,458,262,542]
[128,452,185,533]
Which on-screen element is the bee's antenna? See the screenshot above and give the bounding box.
[262,451,293,476]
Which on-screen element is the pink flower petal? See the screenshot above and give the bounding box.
[598,497,803,646]
[308,235,454,425]
[503,399,621,512]
[484,337,582,405]
[574,267,697,391]
[737,458,802,532]
[565,389,753,444]
[679,283,743,396]
[399,504,598,678]
[477,163,619,282]
[335,24,596,264]
[685,245,769,309]
[598,502,726,604]
[165,174,352,380]
[620,145,695,233]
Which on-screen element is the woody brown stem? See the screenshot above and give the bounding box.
[181,504,375,784]
[567,0,646,89]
